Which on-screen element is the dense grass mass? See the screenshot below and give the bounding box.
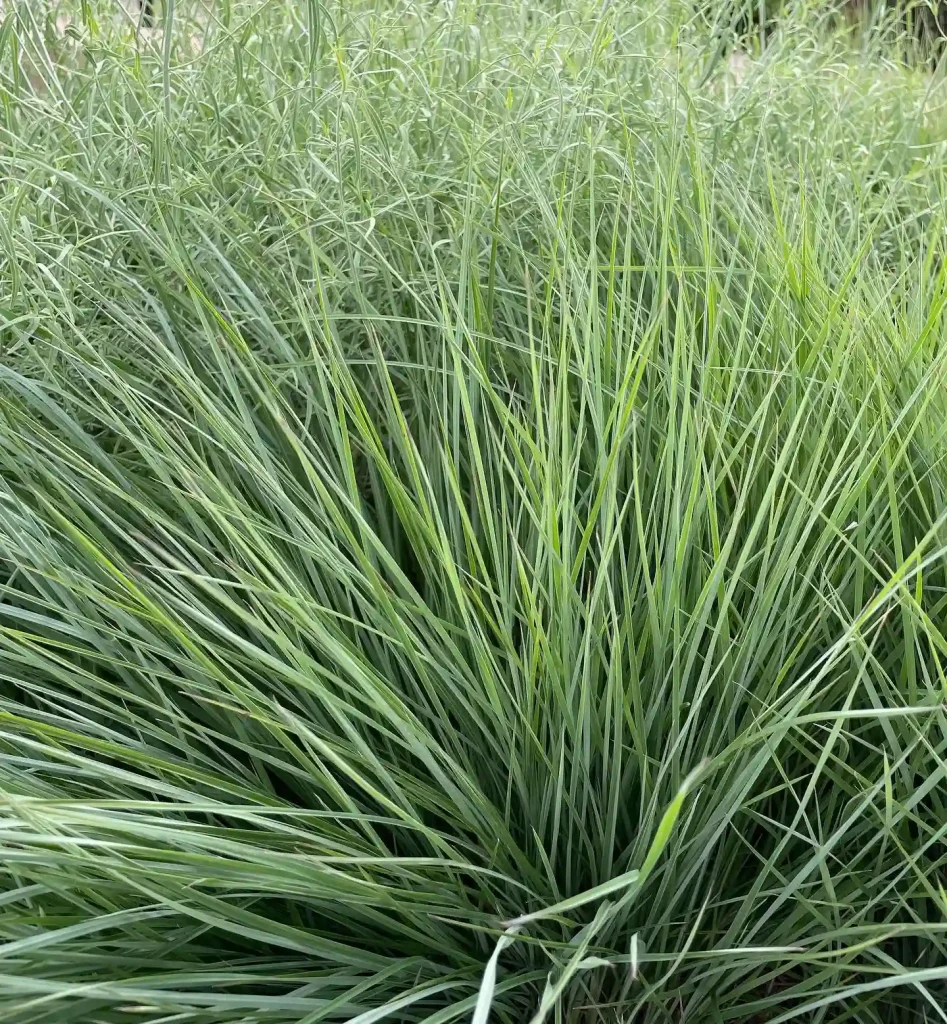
[3,1,947,1020]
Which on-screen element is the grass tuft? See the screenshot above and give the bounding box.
[2,1,947,1020]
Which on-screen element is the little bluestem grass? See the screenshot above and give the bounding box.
[1,1,947,1021]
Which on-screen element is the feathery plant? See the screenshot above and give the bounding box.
[1,0,947,1020]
